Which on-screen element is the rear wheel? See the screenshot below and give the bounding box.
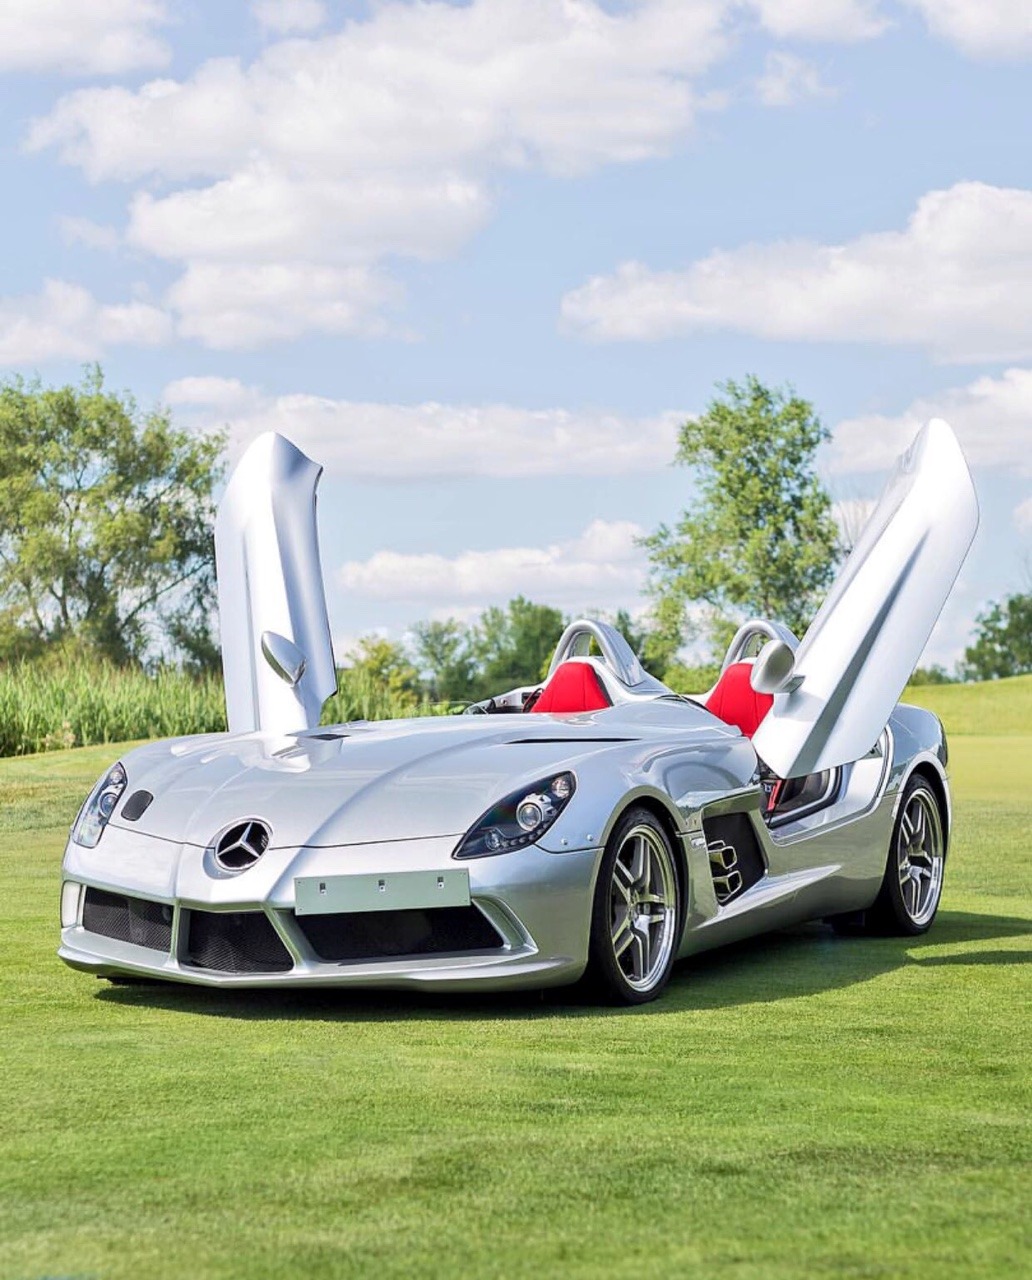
[838,775,946,936]
[585,808,682,1004]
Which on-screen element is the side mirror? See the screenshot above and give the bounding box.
[750,639,802,695]
[261,631,307,688]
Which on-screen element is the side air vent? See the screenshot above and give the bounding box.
[82,888,173,952]
[213,820,271,873]
[702,811,766,906]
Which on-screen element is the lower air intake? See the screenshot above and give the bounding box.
[185,910,293,974]
[82,888,173,952]
[295,906,504,963]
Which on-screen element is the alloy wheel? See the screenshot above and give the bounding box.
[896,786,945,928]
[608,823,679,993]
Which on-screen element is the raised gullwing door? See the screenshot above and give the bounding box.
[215,432,337,735]
[751,419,978,779]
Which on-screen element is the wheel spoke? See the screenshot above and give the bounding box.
[637,839,652,893]
[613,859,634,901]
[901,808,915,842]
[630,927,648,981]
[628,836,643,884]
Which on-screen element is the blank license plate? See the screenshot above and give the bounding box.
[294,869,471,915]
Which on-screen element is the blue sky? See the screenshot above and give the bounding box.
[1,0,1029,666]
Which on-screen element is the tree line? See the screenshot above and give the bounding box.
[0,365,1027,694]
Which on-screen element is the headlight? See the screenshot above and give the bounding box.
[71,762,128,848]
[454,772,576,859]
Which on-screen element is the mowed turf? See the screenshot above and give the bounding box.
[0,688,1029,1279]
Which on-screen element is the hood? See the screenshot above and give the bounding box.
[105,701,735,850]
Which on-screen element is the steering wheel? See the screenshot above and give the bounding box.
[720,618,799,673]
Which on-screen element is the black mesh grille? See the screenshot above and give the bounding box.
[295,907,504,963]
[185,910,293,973]
[82,888,173,952]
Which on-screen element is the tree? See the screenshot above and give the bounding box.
[908,664,956,686]
[343,636,421,698]
[410,619,477,702]
[469,596,565,697]
[960,593,1032,681]
[643,376,839,659]
[0,366,225,666]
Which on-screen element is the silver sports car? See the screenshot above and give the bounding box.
[58,419,978,1003]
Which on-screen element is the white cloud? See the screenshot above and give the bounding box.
[905,1,1032,60]
[29,2,728,182]
[166,262,399,348]
[0,279,171,366]
[27,0,734,347]
[167,378,684,479]
[338,519,647,612]
[561,182,1032,362]
[755,51,835,106]
[57,216,120,252]
[0,0,168,75]
[252,0,327,36]
[127,164,491,266]
[829,367,1032,474]
[749,0,888,42]
[1014,497,1032,534]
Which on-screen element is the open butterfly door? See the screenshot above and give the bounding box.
[215,432,337,735]
[751,419,978,779]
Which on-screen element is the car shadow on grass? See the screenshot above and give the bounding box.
[92,908,1030,1024]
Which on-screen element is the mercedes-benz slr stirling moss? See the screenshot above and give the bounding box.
[59,420,978,1003]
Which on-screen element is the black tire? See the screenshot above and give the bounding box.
[585,806,683,1005]
[835,774,946,937]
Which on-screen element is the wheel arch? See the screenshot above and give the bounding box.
[905,760,951,854]
[606,793,690,907]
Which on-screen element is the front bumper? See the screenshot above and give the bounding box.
[58,829,599,992]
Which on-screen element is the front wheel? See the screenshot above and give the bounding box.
[585,808,682,1004]
[857,775,946,936]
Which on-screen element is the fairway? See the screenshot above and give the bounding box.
[1,692,1029,1278]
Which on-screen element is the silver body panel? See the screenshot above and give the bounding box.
[215,432,337,735]
[754,419,978,777]
[58,699,949,992]
[58,421,965,995]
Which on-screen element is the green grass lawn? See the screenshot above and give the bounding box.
[1,693,1029,1278]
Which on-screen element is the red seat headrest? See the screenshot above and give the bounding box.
[529,662,611,714]
[705,661,773,738]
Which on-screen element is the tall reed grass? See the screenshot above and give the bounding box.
[0,661,443,756]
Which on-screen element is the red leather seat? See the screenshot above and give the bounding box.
[705,661,773,738]
[529,662,611,714]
